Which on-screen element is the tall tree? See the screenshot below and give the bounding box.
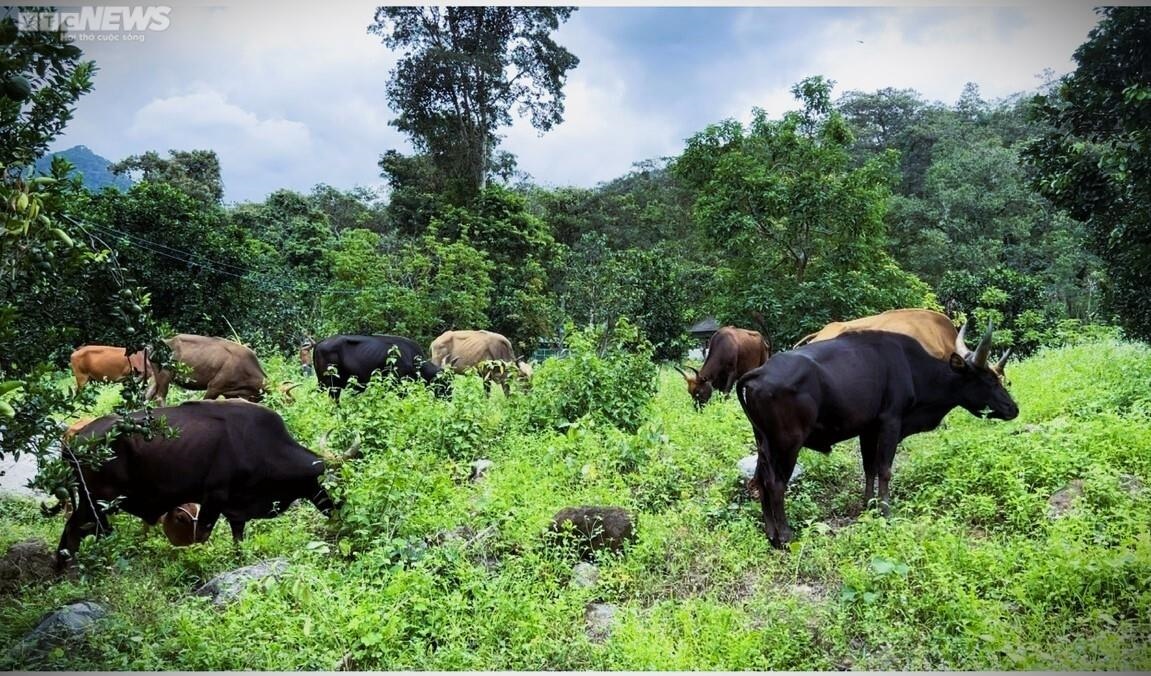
[1024,7,1151,340]
[369,6,579,204]
[110,149,224,204]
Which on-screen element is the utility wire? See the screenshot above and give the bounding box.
[64,214,372,297]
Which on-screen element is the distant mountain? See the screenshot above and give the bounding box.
[34,145,133,192]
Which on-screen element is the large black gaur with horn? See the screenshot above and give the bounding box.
[736,320,1017,547]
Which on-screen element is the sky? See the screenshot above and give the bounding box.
[35,1,1104,203]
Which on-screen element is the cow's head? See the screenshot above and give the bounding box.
[160,503,209,547]
[420,359,453,399]
[675,365,713,409]
[948,320,1019,421]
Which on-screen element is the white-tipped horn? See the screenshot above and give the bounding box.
[995,347,1012,372]
[954,321,972,359]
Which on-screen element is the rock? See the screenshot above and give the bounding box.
[194,558,289,606]
[548,506,635,560]
[1119,473,1144,497]
[737,454,803,483]
[8,601,106,659]
[584,602,617,642]
[572,562,599,588]
[1047,479,1084,519]
[469,459,493,482]
[0,539,55,594]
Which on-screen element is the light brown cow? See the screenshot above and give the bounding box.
[429,330,532,395]
[148,334,267,404]
[793,309,960,361]
[69,345,156,396]
[676,326,770,408]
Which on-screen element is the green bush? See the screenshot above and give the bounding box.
[516,319,657,433]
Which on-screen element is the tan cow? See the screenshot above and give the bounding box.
[793,309,960,361]
[70,345,157,397]
[429,330,532,395]
[148,334,267,404]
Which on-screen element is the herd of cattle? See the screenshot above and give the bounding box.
[50,310,1017,569]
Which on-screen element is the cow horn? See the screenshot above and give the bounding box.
[971,320,994,368]
[673,365,689,379]
[995,347,1012,373]
[954,322,972,359]
[342,432,362,461]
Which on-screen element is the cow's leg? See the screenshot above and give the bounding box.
[55,498,101,571]
[228,519,246,542]
[859,427,880,510]
[874,420,902,518]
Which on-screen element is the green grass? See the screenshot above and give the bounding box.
[2,343,1150,669]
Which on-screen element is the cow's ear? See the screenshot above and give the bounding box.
[949,353,968,373]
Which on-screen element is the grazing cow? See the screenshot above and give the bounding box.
[792,308,962,361]
[70,345,157,396]
[736,322,1018,548]
[54,400,335,569]
[312,334,450,399]
[148,334,268,404]
[429,330,532,395]
[676,326,770,408]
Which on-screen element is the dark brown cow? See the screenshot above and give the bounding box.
[792,308,963,361]
[677,326,770,408]
[737,321,1017,547]
[55,400,335,569]
[148,334,268,404]
[429,329,532,395]
[70,345,157,397]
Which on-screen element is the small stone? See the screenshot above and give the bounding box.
[572,562,599,588]
[737,454,803,483]
[0,539,54,594]
[469,459,493,482]
[584,602,617,642]
[1047,479,1085,519]
[194,558,289,606]
[1119,473,1144,497]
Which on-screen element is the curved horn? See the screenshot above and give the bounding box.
[994,347,1012,373]
[342,431,363,460]
[954,321,972,359]
[687,366,700,377]
[673,365,690,379]
[972,320,994,367]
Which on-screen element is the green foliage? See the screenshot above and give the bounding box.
[321,228,493,345]
[369,6,580,202]
[1024,7,1151,341]
[676,77,935,344]
[517,320,657,434]
[109,149,224,205]
[4,342,1151,670]
[0,15,94,167]
[431,186,557,353]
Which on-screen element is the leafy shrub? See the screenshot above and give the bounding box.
[516,319,657,433]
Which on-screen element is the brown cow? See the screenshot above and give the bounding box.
[148,334,267,404]
[70,345,157,397]
[793,308,962,361]
[677,326,770,408]
[429,330,532,395]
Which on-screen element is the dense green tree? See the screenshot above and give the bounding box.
[110,149,224,204]
[0,14,94,167]
[431,186,557,353]
[676,77,934,344]
[369,6,579,203]
[321,228,493,346]
[1024,7,1151,340]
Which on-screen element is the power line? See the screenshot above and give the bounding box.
[64,214,372,297]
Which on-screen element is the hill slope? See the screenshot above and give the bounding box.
[34,145,132,192]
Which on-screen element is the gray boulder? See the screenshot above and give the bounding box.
[572,562,599,588]
[194,558,289,606]
[584,602,617,642]
[8,601,107,660]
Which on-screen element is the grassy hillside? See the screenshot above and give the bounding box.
[2,340,1149,670]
